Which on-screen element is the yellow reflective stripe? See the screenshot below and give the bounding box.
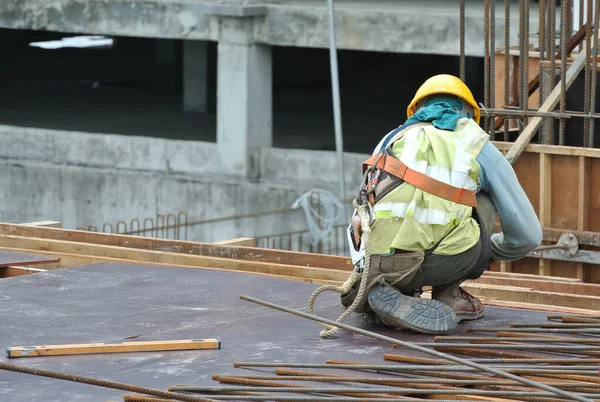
[373,202,452,226]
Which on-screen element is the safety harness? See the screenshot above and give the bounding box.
[307,123,478,338]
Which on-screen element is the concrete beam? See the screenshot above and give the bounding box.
[183,40,209,113]
[0,0,539,57]
[217,17,272,179]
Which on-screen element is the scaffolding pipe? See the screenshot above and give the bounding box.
[325,0,346,205]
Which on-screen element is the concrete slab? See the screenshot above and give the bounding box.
[0,0,541,56]
[0,262,562,401]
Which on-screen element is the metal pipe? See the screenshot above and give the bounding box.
[0,362,217,402]
[325,0,346,205]
[239,295,593,402]
[171,386,600,399]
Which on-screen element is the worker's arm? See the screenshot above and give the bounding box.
[476,142,543,261]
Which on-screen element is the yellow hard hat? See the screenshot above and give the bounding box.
[406,74,481,124]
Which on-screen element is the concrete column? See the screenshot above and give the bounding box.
[217,16,272,178]
[183,40,209,113]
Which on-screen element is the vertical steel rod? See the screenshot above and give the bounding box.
[540,0,548,142]
[560,0,570,144]
[485,0,491,131]
[550,0,558,143]
[504,0,511,140]
[325,0,346,205]
[460,0,466,81]
[584,0,593,145]
[589,0,599,147]
[490,0,497,138]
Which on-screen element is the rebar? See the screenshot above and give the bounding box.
[510,322,600,328]
[519,0,528,130]
[124,396,174,402]
[275,367,491,382]
[490,0,497,137]
[433,336,600,345]
[547,315,600,320]
[483,106,600,118]
[240,295,594,402]
[590,0,600,146]
[485,0,491,132]
[171,386,600,399]
[234,362,598,373]
[460,0,466,82]
[384,353,596,365]
[561,316,600,323]
[504,0,511,140]
[172,396,463,402]
[584,0,594,145]
[213,375,600,389]
[210,377,400,399]
[467,327,600,334]
[412,342,600,351]
[560,0,569,144]
[0,362,217,402]
[549,0,557,142]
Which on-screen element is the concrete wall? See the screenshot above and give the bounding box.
[0,124,366,242]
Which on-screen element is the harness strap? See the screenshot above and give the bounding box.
[362,153,478,208]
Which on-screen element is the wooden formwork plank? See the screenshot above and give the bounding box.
[577,155,591,280]
[0,223,353,271]
[214,237,256,247]
[482,271,582,282]
[539,153,552,276]
[462,283,600,311]
[0,236,350,282]
[470,276,600,296]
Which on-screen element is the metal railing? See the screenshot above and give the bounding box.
[255,224,350,257]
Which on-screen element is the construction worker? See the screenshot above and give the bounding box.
[341,74,542,334]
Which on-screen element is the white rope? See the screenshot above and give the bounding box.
[307,199,372,338]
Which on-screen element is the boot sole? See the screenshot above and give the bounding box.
[368,285,457,335]
[456,311,484,322]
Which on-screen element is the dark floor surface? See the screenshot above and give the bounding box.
[0,262,558,401]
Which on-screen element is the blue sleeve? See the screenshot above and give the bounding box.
[476,142,543,261]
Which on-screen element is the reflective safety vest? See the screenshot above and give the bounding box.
[362,118,489,256]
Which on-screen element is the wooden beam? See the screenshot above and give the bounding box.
[577,156,590,280]
[0,266,46,278]
[0,236,351,282]
[493,141,600,158]
[0,223,353,271]
[470,276,600,296]
[214,237,256,247]
[504,48,588,165]
[462,282,600,310]
[21,221,63,228]
[7,339,220,358]
[482,271,581,282]
[539,153,552,276]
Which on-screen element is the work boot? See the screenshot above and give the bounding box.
[432,283,484,322]
[367,284,457,335]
